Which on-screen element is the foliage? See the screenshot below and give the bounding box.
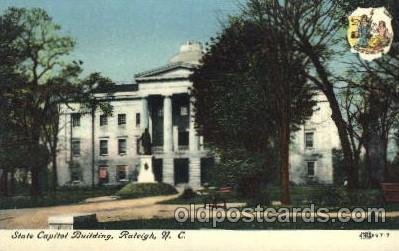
[334,0,399,186]
[115,183,178,199]
[333,0,398,39]
[332,148,346,186]
[180,188,197,200]
[310,187,382,207]
[97,217,399,230]
[0,7,81,196]
[210,151,278,199]
[0,186,121,209]
[191,0,317,204]
[246,188,270,207]
[191,12,315,154]
[0,7,115,195]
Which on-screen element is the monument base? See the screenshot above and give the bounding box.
[137,155,155,183]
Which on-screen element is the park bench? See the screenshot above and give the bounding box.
[48,213,97,230]
[380,183,399,204]
[204,186,233,209]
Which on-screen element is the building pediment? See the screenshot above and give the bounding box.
[134,62,198,82]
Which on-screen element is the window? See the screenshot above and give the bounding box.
[100,114,107,126]
[174,158,189,184]
[178,131,189,146]
[71,140,80,156]
[307,161,315,177]
[305,132,314,148]
[100,140,108,155]
[98,166,109,184]
[117,165,128,181]
[136,113,140,127]
[118,114,126,125]
[71,113,80,127]
[180,106,188,116]
[70,163,81,182]
[118,138,127,155]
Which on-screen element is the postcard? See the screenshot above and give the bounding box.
[0,0,398,250]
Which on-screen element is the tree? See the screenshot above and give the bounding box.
[339,85,366,181]
[0,7,115,195]
[40,63,83,192]
[334,0,399,186]
[248,0,366,189]
[0,7,25,196]
[191,3,316,204]
[77,73,114,187]
[0,7,77,196]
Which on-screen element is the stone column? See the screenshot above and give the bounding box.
[189,157,201,189]
[140,96,149,132]
[199,136,204,151]
[189,96,199,152]
[173,126,179,152]
[163,95,173,153]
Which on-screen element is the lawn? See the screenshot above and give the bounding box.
[96,217,399,230]
[159,185,390,208]
[0,186,121,210]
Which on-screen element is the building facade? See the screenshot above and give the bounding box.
[290,93,341,184]
[56,41,340,188]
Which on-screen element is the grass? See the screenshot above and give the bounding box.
[158,190,245,205]
[115,182,178,199]
[96,217,399,230]
[0,186,121,210]
[160,186,399,211]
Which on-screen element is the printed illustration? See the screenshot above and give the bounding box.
[348,7,394,60]
[1,1,399,236]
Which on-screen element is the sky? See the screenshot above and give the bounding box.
[0,0,239,82]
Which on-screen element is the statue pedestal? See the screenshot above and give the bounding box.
[137,155,155,183]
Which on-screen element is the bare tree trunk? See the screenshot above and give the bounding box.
[91,107,95,187]
[30,165,40,197]
[307,53,356,190]
[383,137,389,181]
[325,87,356,189]
[366,133,386,187]
[0,170,8,197]
[51,152,58,191]
[279,105,291,205]
[365,95,387,187]
[50,111,60,192]
[30,131,42,197]
[10,169,15,195]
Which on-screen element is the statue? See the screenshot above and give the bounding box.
[140,128,152,155]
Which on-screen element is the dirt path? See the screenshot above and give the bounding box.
[0,194,182,229]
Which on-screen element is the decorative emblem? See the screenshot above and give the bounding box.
[347,7,394,61]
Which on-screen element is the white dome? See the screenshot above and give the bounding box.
[169,41,203,65]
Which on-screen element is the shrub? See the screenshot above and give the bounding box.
[310,186,382,206]
[115,183,177,199]
[180,188,197,200]
[211,152,277,200]
[246,189,270,207]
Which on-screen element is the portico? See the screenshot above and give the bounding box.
[55,41,214,189]
[134,41,207,188]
